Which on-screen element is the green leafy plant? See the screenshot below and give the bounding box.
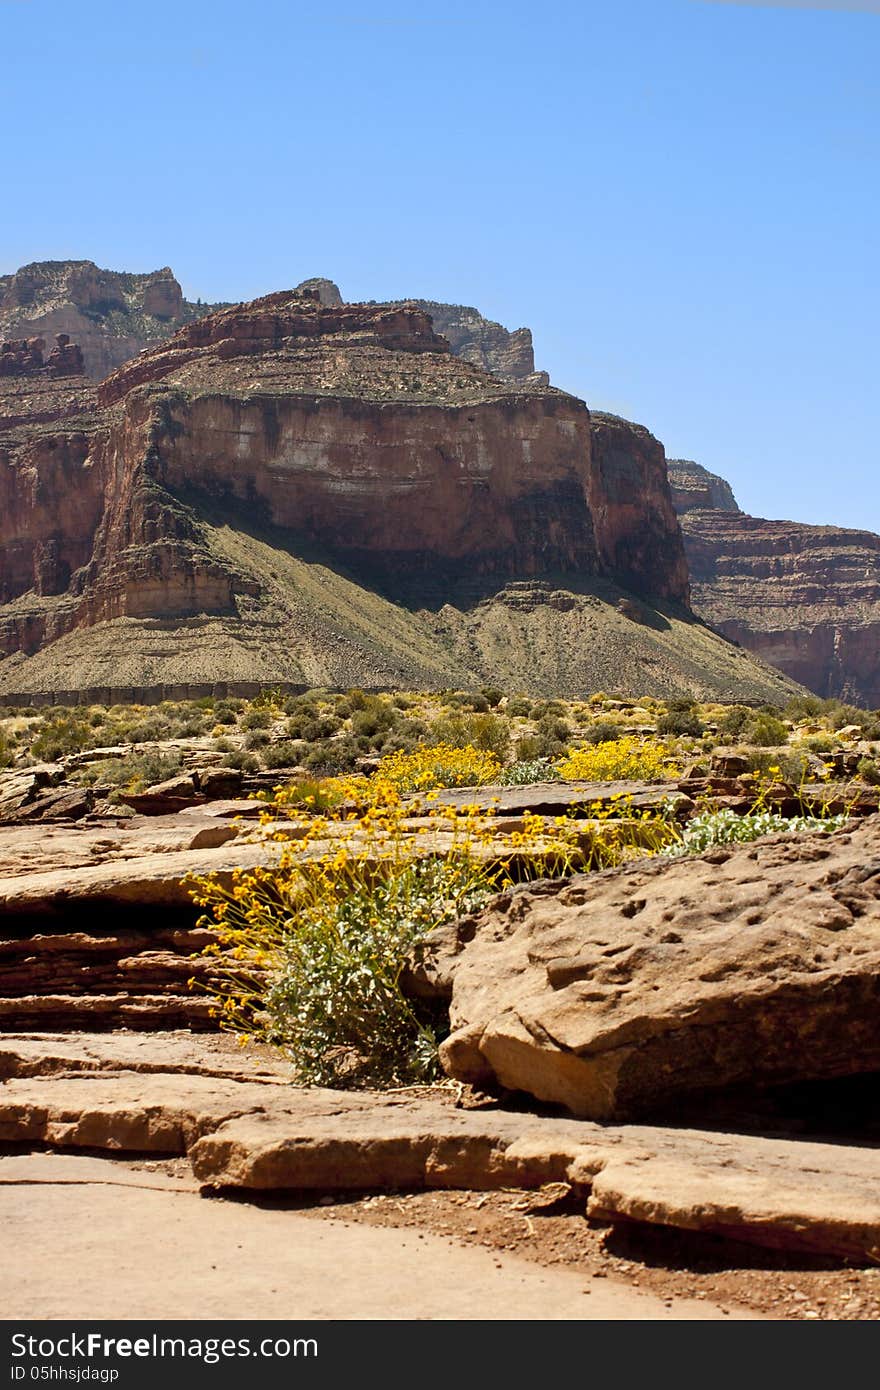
[663,806,847,857]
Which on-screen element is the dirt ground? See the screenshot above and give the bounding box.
[20,1148,877,1322]
[303,1184,880,1322]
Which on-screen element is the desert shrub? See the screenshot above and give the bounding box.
[742,749,818,783]
[783,694,826,720]
[797,733,836,755]
[500,758,556,785]
[515,727,567,760]
[119,715,171,743]
[741,714,789,747]
[252,686,285,709]
[480,687,504,708]
[427,713,510,762]
[375,729,421,756]
[241,708,273,731]
[178,714,212,737]
[262,741,305,769]
[302,737,362,775]
[582,719,622,745]
[657,699,704,737]
[188,779,605,1085]
[259,776,346,812]
[557,737,675,782]
[465,693,490,713]
[220,750,259,772]
[537,714,571,743]
[664,806,847,858]
[212,704,239,726]
[857,757,880,786]
[532,700,566,720]
[506,697,533,719]
[350,699,396,738]
[244,729,271,750]
[826,702,864,731]
[337,688,369,714]
[0,731,13,769]
[79,750,184,790]
[30,715,96,760]
[378,743,501,791]
[717,705,751,738]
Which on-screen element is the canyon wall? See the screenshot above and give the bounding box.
[0,261,218,380]
[0,287,799,701]
[669,461,880,707]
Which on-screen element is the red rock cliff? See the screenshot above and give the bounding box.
[668,460,880,707]
[0,287,714,695]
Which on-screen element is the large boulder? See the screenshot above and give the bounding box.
[420,817,880,1119]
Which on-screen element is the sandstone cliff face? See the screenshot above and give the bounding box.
[0,261,218,381]
[680,508,880,706]
[668,458,880,706]
[590,415,690,604]
[0,286,800,702]
[407,301,546,385]
[2,261,548,390]
[0,343,102,636]
[294,279,547,384]
[667,459,740,514]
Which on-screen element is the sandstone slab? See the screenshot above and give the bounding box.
[425,818,880,1119]
[1,1037,878,1260]
[0,1030,291,1082]
[0,839,274,916]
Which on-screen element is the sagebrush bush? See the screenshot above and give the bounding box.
[427,713,510,762]
[506,697,533,719]
[30,715,95,760]
[262,741,304,769]
[741,714,789,747]
[857,757,880,786]
[241,708,273,731]
[716,705,751,738]
[657,699,704,737]
[582,719,622,745]
[78,750,185,791]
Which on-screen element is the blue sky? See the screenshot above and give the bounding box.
[3,0,877,529]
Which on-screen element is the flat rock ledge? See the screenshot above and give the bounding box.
[0,1032,878,1263]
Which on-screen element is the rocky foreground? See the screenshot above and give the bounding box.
[1,1029,879,1265]
[1,760,879,1272]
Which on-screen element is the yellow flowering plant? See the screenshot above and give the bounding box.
[186,745,673,1087]
[556,737,675,782]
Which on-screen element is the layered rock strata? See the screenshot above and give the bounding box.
[668,460,880,706]
[0,261,218,380]
[0,285,802,700]
[667,459,739,514]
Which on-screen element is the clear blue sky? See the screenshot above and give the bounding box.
[4,0,878,530]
